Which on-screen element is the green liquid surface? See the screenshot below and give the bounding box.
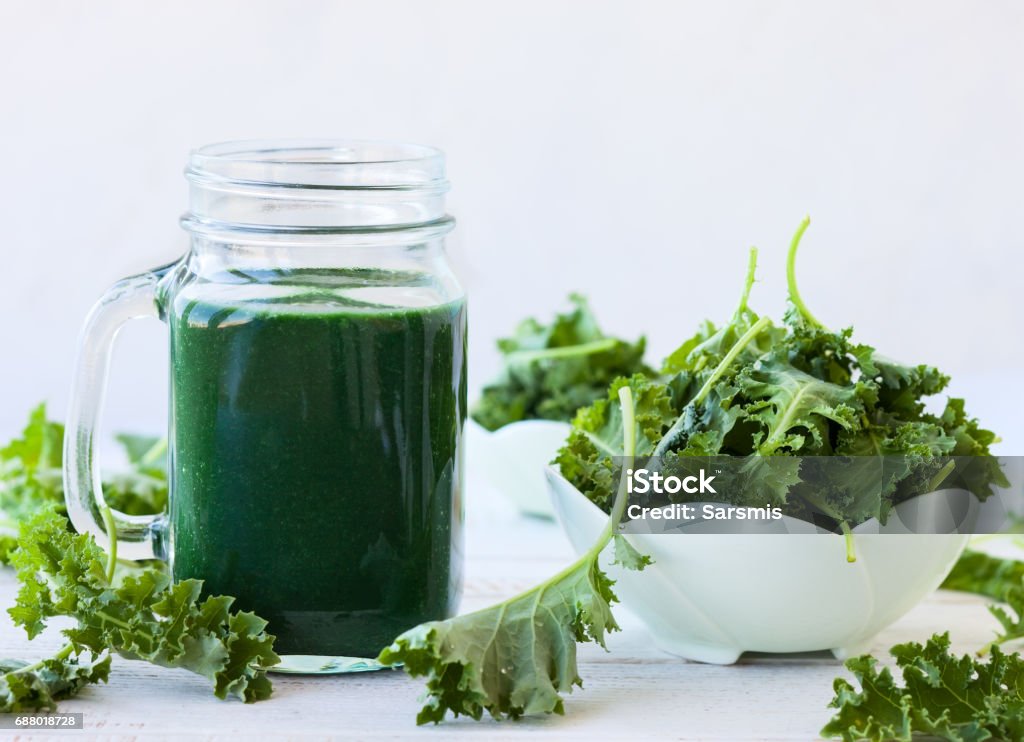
[168,270,466,657]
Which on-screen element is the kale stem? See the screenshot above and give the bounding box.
[735,246,758,317]
[447,387,638,618]
[100,504,118,584]
[507,338,618,365]
[140,439,168,469]
[840,521,856,563]
[95,609,136,632]
[11,643,75,675]
[786,216,822,328]
[928,460,957,492]
[592,386,637,555]
[692,317,772,407]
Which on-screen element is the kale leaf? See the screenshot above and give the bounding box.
[822,633,1024,741]
[0,404,168,565]
[942,549,1024,648]
[555,375,675,511]
[827,550,1024,738]
[0,650,111,713]
[380,385,647,723]
[471,294,653,431]
[990,583,1024,648]
[0,404,66,527]
[943,549,1024,602]
[0,406,276,711]
[6,509,279,710]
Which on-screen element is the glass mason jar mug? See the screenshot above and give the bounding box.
[64,141,466,671]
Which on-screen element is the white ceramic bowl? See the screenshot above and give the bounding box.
[546,467,970,664]
[467,419,571,518]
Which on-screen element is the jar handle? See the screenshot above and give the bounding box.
[63,269,168,562]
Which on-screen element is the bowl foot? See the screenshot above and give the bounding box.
[831,641,872,661]
[655,640,743,665]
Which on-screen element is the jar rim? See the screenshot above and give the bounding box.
[183,139,451,233]
[186,139,448,191]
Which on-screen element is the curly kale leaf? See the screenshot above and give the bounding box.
[471,294,653,431]
[822,633,1024,741]
[0,404,66,526]
[989,583,1024,648]
[736,359,860,455]
[0,405,168,565]
[0,650,111,712]
[556,375,675,511]
[381,386,647,723]
[9,509,279,703]
[0,533,18,564]
[931,399,1011,498]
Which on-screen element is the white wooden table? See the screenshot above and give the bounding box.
[0,476,1002,742]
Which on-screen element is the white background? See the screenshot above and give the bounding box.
[1,1,1021,448]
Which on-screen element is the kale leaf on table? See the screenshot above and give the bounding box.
[0,406,278,712]
[0,652,111,713]
[822,633,1024,742]
[821,549,1024,739]
[558,218,1007,533]
[471,294,653,431]
[380,383,648,723]
[6,510,279,709]
[942,549,1024,648]
[944,549,1024,600]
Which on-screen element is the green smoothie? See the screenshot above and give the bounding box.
[167,269,466,657]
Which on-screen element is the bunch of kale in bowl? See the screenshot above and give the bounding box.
[557,218,1008,537]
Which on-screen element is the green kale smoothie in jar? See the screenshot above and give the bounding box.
[63,141,466,671]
